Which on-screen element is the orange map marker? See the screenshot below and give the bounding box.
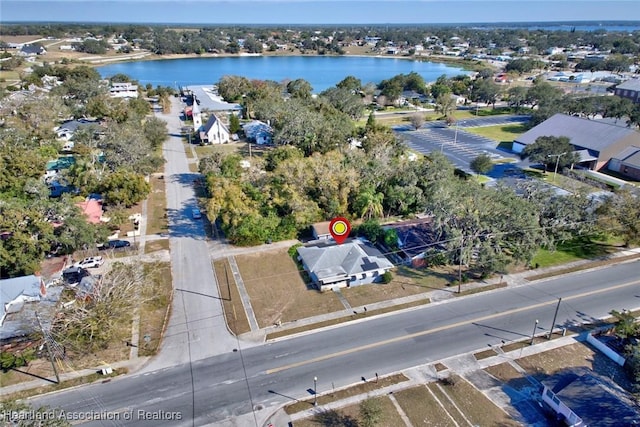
[329,217,351,244]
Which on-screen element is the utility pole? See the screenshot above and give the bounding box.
[457,236,464,294]
[35,312,60,383]
[547,152,566,183]
[548,298,562,340]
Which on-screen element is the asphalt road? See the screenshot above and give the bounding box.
[142,99,237,373]
[31,260,640,426]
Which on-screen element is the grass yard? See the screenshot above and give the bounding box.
[144,238,169,254]
[531,236,619,268]
[463,123,527,143]
[138,262,173,356]
[235,249,343,328]
[434,375,520,427]
[394,385,456,426]
[145,173,168,236]
[340,277,429,307]
[213,258,251,335]
[393,265,459,291]
[193,142,246,159]
[294,396,404,427]
[485,362,536,390]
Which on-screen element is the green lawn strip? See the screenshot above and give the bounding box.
[212,259,251,335]
[266,299,429,340]
[455,282,507,297]
[284,373,409,415]
[527,252,640,282]
[463,123,527,143]
[293,395,404,427]
[2,368,128,402]
[531,237,619,268]
[138,262,173,356]
[437,375,520,426]
[426,382,468,426]
[393,385,456,426]
[146,175,168,235]
[474,348,498,361]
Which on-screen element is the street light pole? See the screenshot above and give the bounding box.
[547,152,566,183]
[313,376,318,406]
[530,319,539,345]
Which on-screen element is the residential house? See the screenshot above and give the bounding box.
[199,114,230,145]
[19,44,46,56]
[54,118,98,141]
[242,120,273,145]
[513,114,640,171]
[608,145,640,180]
[311,221,332,240]
[45,156,76,178]
[109,82,138,98]
[76,198,106,224]
[0,275,46,327]
[383,218,441,267]
[541,369,640,426]
[614,79,640,104]
[297,239,394,292]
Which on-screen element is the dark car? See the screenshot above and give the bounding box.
[100,239,131,250]
[62,266,90,285]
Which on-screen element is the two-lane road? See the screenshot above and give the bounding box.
[32,260,640,426]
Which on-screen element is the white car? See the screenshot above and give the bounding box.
[76,256,104,269]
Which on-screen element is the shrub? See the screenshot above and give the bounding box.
[381,271,393,284]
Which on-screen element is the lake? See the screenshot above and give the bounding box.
[97,55,469,92]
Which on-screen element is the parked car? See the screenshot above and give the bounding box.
[191,208,202,219]
[100,239,131,250]
[75,256,104,269]
[62,266,90,285]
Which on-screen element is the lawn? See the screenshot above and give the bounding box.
[393,265,459,291]
[213,258,251,335]
[145,173,168,236]
[138,262,173,356]
[193,142,246,159]
[340,276,429,307]
[531,236,617,268]
[234,249,343,328]
[463,123,527,143]
[394,385,456,426]
[294,396,404,427]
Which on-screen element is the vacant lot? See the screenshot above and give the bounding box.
[464,123,527,144]
[213,258,251,335]
[146,173,168,236]
[235,249,343,328]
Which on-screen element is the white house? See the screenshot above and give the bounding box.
[109,82,138,98]
[199,114,230,145]
[297,239,394,292]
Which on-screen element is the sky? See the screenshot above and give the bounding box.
[2,0,640,25]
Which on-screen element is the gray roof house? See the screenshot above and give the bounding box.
[1,275,45,326]
[541,369,640,426]
[608,145,640,181]
[242,120,273,145]
[199,114,230,145]
[297,239,394,292]
[513,114,640,171]
[614,78,640,104]
[19,44,46,56]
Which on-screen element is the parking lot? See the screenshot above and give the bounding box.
[401,126,517,173]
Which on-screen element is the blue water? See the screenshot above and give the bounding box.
[97,55,469,92]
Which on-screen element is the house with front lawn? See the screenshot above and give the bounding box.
[513,114,640,171]
[297,239,394,292]
[199,114,230,145]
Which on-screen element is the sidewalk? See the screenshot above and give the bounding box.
[3,247,638,402]
[272,333,586,427]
